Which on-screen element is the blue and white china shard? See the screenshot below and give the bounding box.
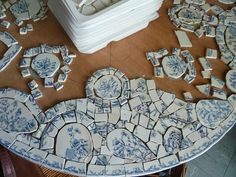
[107,129,156,162]
[55,123,93,162]
[0,98,38,133]
[196,100,233,128]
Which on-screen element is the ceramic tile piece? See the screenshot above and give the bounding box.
[60,65,71,74]
[50,115,64,129]
[63,110,77,123]
[201,70,211,79]
[14,18,23,26]
[120,109,132,122]
[54,82,64,91]
[64,161,86,176]
[211,5,224,15]
[45,107,58,122]
[31,88,43,99]
[150,129,163,144]
[19,58,31,68]
[162,55,187,79]
[196,84,211,96]
[211,76,225,89]
[205,26,216,37]
[159,154,179,167]
[31,53,60,78]
[87,164,106,176]
[183,92,193,101]
[198,57,212,70]
[56,123,93,162]
[0,98,38,133]
[206,48,218,59]
[0,32,18,47]
[44,154,65,170]
[28,80,38,90]
[19,27,28,35]
[139,114,150,128]
[0,20,10,28]
[133,125,151,143]
[65,99,76,111]
[175,30,192,47]
[196,99,233,128]
[161,92,175,106]
[172,47,181,55]
[154,67,165,78]
[163,127,182,154]
[194,28,204,38]
[105,164,125,176]
[44,77,54,88]
[27,24,33,31]
[40,134,55,150]
[28,148,48,164]
[94,113,108,122]
[226,70,236,93]
[128,96,142,109]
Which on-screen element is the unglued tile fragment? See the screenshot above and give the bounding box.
[175,30,192,47]
[206,48,217,59]
[212,88,227,100]
[198,57,212,70]
[211,76,225,89]
[183,92,193,101]
[196,84,211,96]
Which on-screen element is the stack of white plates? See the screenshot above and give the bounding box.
[48,0,164,54]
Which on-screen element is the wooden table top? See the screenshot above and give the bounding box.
[0,0,234,111]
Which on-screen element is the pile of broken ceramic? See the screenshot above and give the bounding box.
[0,67,236,177]
[47,0,164,54]
[169,1,224,39]
[146,48,196,84]
[0,0,48,34]
[19,44,75,99]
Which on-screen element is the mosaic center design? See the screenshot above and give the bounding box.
[0,67,236,177]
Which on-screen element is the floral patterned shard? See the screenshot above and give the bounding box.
[0,98,38,133]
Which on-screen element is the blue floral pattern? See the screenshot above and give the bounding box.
[196,100,233,128]
[107,129,155,162]
[226,26,236,56]
[0,98,37,133]
[164,127,182,154]
[31,53,60,78]
[56,124,93,163]
[162,55,187,79]
[227,70,236,93]
[94,75,122,99]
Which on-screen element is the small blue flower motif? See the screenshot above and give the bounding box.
[65,148,77,160]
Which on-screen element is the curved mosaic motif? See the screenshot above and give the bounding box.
[0,67,236,176]
[215,7,236,69]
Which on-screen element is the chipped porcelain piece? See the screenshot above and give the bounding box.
[0,97,38,133]
[196,84,211,96]
[107,129,155,162]
[162,55,187,79]
[56,123,93,162]
[218,0,236,4]
[196,100,233,128]
[94,75,122,99]
[225,26,236,57]
[178,8,202,24]
[226,70,236,93]
[163,127,182,154]
[31,53,60,78]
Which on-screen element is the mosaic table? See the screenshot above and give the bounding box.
[0,0,235,177]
